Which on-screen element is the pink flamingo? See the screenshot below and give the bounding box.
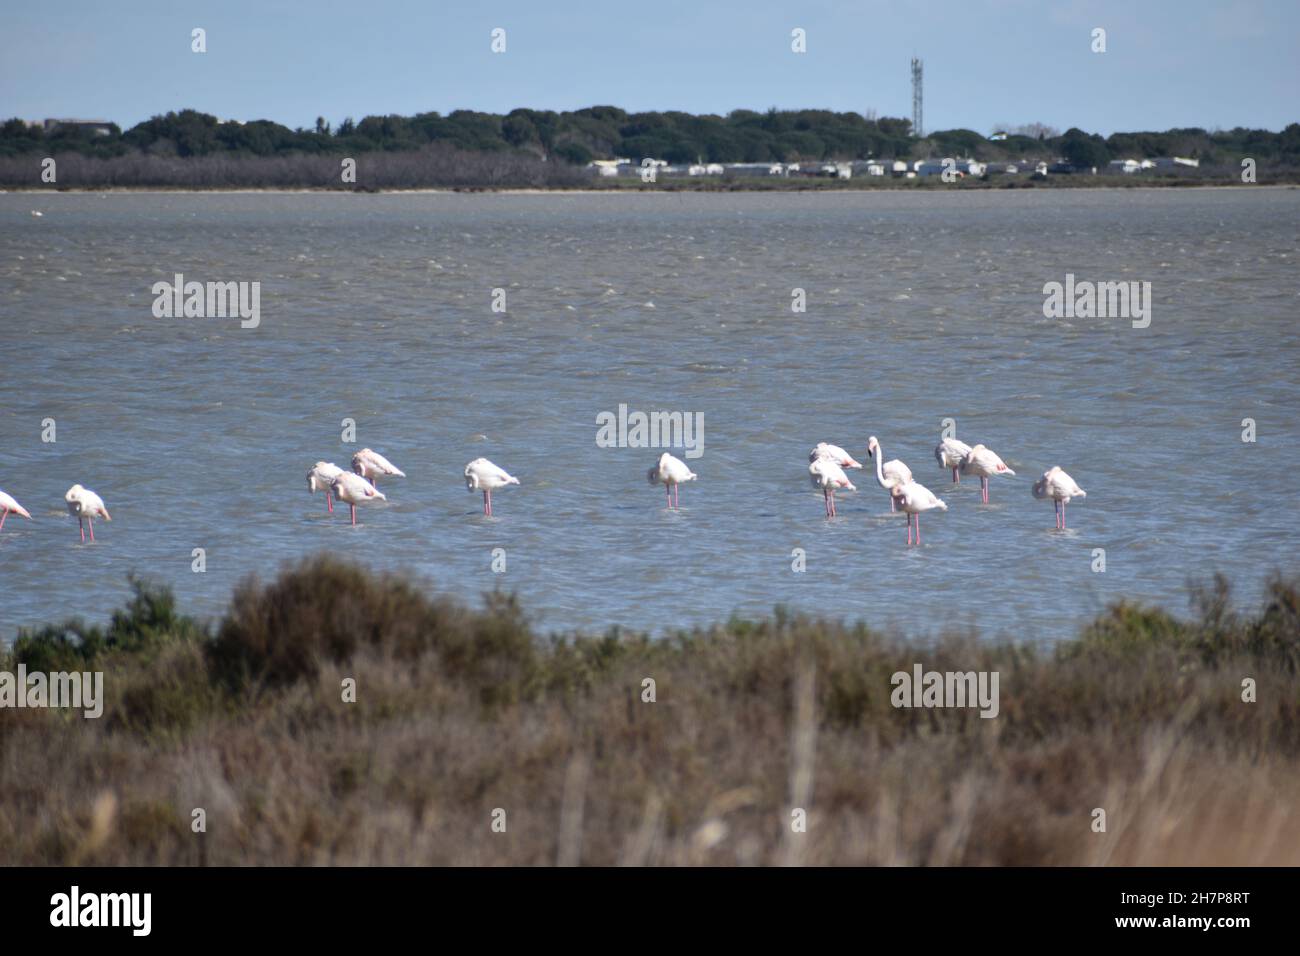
[935,436,973,484]
[960,444,1016,504]
[648,452,697,509]
[65,484,110,542]
[0,489,32,531]
[890,481,947,545]
[1033,466,1087,529]
[331,472,385,526]
[809,457,856,517]
[464,458,519,516]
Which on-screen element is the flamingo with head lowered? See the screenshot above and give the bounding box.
[352,448,405,487]
[307,461,344,513]
[866,436,913,512]
[809,456,856,517]
[960,444,1015,504]
[809,442,862,470]
[890,481,947,545]
[0,489,32,531]
[65,484,110,542]
[464,458,519,516]
[648,452,696,509]
[1033,466,1086,529]
[935,436,973,484]
[331,472,385,525]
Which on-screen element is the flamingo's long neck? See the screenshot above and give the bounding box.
[873,445,889,490]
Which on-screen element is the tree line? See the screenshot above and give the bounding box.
[3,107,1298,169]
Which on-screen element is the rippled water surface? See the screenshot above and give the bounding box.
[2,187,1297,642]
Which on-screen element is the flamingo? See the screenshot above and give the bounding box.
[935,436,973,484]
[647,452,697,509]
[1033,466,1087,530]
[960,444,1016,504]
[0,489,32,531]
[866,436,913,512]
[890,481,947,545]
[809,442,863,470]
[307,461,344,513]
[809,457,856,517]
[65,484,110,542]
[464,458,518,516]
[331,472,385,526]
[351,448,406,487]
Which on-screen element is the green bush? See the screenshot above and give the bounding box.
[8,576,202,673]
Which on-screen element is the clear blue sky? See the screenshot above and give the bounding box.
[2,0,1296,134]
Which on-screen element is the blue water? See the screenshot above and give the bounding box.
[2,187,1297,642]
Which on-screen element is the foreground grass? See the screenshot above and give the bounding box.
[2,558,1297,865]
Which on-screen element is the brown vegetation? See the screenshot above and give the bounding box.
[1,559,1297,865]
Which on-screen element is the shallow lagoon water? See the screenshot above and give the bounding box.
[1,187,1297,642]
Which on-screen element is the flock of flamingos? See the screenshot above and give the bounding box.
[0,437,1087,547]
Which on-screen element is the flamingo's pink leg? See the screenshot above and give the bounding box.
[673,484,679,509]
[666,483,672,508]
[1061,500,1067,530]
[0,508,6,531]
[953,467,959,484]
[916,514,921,545]
[88,517,95,542]
[79,518,85,543]
[327,494,333,514]
[350,504,357,526]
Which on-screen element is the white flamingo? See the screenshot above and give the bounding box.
[890,481,947,545]
[960,444,1016,504]
[65,484,110,543]
[809,442,863,470]
[307,461,344,513]
[809,457,856,517]
[351,448,406,487]
[331,472,385,525]
[648,452,697,509]
[935,436,973,484]
[0,489,32,531]
[1033,466,1087,530]
[464,458,518,516]
[866,436,913,512]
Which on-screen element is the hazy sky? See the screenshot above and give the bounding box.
[3,0,1296,134]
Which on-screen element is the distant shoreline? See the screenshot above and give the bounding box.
[5,180,1296,195]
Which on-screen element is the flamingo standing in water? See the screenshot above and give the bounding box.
[935,437,973,484]
[866,436,913,512]
[351,448,406,487]
[464,458,518,516]
[809,443,863,471]
[809,457,856,517]
[307,461,344,513]
[65,484,110,542]
[0,489,32,531]
[960,444,1016,504]
[890,481,947,545]
[648,452,697,509]
[331,472,385,526]
[1033,466,1087,529]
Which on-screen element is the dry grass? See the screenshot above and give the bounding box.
[2,557,1297,866]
